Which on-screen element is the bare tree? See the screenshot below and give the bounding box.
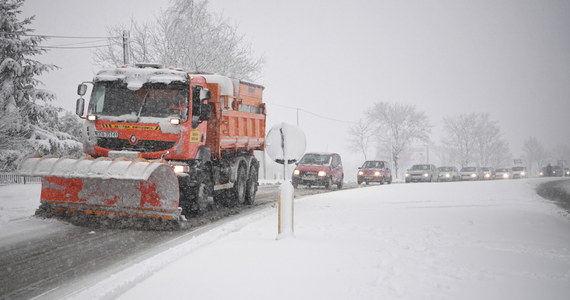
[442,113,510,168]
[522,136,549,175]
[347,118,374,160]
[366,102,431,178]
[94,0,264,81]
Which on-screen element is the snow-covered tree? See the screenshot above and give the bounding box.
[0,0,82,171]
[442,113,510,168]
[347,118,374,160]
[94,0,264,81]
[522,136,549,175]
[366,102,431,178]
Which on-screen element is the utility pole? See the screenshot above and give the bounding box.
[122,30,130,65]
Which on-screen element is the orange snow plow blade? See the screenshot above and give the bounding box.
[19,157,181,228]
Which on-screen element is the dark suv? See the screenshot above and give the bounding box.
[357,160,392,185]
[292,153,344,189]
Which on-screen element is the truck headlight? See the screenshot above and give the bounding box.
[318,171,327,177]
[86,115,97,121]
[173,165,189,174]
[170,118,181,125]
[294,170,300,176]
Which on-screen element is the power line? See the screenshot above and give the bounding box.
[42,39,109,47]
[0,32,121,39]
[269,102,356,124]
[40,44,111,49]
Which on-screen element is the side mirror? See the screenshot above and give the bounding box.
[199,103,211,121]
[75,98,85,117]
[200,88,211,101]
[77,83,88,96]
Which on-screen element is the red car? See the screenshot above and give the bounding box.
[292,153,344,189]
[357,160,392,185]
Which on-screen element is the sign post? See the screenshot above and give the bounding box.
[265,123,306,239]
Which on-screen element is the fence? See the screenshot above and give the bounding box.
[0,173,41,185]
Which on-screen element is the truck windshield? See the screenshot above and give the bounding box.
[89,81,189,120]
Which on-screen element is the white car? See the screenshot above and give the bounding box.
[510,166,527,179]
[494,168,511,179]
[460,167,481,181]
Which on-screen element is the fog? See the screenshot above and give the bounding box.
[23,0,570,175]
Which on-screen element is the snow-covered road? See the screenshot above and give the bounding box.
[1,179,569,300]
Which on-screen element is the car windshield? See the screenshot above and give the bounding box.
[481,168,490,172]
[411,165,430,170]
[461,167,476,172]
[438,167,453,171]
[89,81,189,120]
[496,168,508,172]
[299,154,331,166]
[512,167,525,171]
[363,161,384,168]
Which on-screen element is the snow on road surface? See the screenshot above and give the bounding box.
[1,179,570,299]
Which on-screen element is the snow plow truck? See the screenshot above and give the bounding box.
[19,64,266,229]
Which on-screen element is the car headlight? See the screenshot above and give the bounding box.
[358,171,364,176]
[471,173,477,177]
[485,174,490,178]
[423,173,429,177]
[539,172,543,176]
[294,170,300,176]
[405,173,409,177]
[374,171,381,176]
[318,171,327,177]
[445,173,450,178]
[503,173,508,178]
[521,172,525,176]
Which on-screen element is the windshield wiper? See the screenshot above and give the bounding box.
[136,90,151,123]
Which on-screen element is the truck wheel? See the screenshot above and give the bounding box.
[244,165,258,205]
[232,166,247,206]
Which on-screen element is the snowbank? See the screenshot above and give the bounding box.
[68,179,570,300]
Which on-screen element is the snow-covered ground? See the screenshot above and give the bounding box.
[1,179,570,299]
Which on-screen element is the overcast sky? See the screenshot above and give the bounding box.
[22,0,570,171]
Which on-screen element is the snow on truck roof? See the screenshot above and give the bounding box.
[93,67,253,97]
[94,67,189,91]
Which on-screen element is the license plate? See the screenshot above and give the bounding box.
[302,176,316,180]
[94,131,119,138]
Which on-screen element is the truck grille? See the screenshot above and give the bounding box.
[97,138,176,153]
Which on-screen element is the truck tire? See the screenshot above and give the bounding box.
[244,164,258,205]
[231,165,247,206]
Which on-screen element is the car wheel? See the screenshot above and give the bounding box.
[337,176,343,189]
[325,177,332,189]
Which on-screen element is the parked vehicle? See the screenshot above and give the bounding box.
[460,167,481,181]
[494,168,511,179]
[565,168,570,176]
[511,166,527,179]
[405,164,438,183]
[437,166,460,181]
[292,153,344,189]
[18,65,267,227]
[357,160,392,185]
[480,167,495,180]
